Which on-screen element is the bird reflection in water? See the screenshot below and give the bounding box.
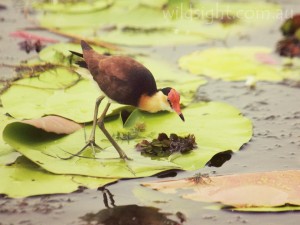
[79,188,185,225]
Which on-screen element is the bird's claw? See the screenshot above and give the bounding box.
[58,140,102,160]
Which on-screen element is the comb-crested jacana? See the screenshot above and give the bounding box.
[68,40,184,160]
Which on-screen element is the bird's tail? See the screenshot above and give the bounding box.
[69,50,87,68]
[69,50,83,58]
[81,40,92,51]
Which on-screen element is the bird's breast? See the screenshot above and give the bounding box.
[138,92,172,113]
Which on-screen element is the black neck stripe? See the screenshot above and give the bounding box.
[160,87,172,96]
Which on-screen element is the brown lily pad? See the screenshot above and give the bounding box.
[142,170,300,208]
[22,115,82,134]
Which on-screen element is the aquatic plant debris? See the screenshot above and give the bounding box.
[136,133,197,157]
[276,37,300,58]
[18,40,44,54]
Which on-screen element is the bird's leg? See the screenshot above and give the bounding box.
[87,96,106,153]
[59,96,105,160]
[98,102,131,160]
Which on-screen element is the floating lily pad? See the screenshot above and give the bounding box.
[13,67,80,89]
[0,69,125,123]
[36,1,281,46]
[3,102,252,178]
[0,156,117,198]
[179,46,300,81]
[142,170,300,212]
[38,42,111,66]
[34,0,114,13]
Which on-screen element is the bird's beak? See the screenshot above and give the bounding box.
[179,113,185,122]
[173,102,185,122]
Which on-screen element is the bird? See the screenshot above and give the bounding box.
[68,40,184,160]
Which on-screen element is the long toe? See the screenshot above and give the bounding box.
[59,140,103,160]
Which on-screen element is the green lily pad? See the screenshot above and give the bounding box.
[34,0,114,13]
[232,206,300,212]
[38,42,111,66]
[36,1,281,46]
[13,67,80,89]
[0,156,117,198]
[140,0,168,9]
[3,102,252,177]
[0,107,19,165]
[179,46,300,82]
[0,69,124,123]
[124,102,252,170]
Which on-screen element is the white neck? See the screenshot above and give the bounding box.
[138,91,172,113]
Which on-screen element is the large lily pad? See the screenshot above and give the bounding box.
[142,170,300,212]
[36,0,281,46]
[179,46,300,82]
[3,102,252,178]
[0,156,117,198]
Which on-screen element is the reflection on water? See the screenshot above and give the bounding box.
[79,188,184,225]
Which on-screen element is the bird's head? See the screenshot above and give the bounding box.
[161,87,185,122]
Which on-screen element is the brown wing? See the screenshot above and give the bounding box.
[84,53,157,106]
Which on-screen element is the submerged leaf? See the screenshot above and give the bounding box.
[142,170,300,211]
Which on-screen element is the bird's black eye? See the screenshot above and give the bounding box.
[167,99,173,108]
